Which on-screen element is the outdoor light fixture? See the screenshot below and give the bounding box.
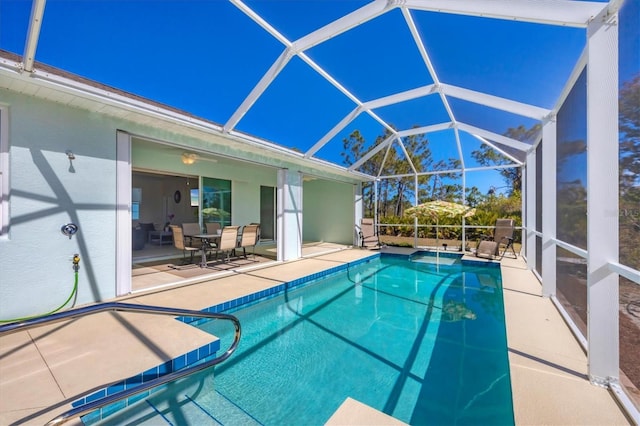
[181,152,197,165]
[65,150,75,160]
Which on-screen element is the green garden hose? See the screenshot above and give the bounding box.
[0,255,80,324]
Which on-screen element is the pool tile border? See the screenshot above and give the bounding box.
[73,340,221,424]
[75,253,380,423]
[179,253,381,326]
[386,249,501,269]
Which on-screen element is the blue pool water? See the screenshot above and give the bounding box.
[95,253,514,425]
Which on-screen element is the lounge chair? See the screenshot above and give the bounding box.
[359,218,380,250]
[215,225,240,262]
[475,218,517,259]
[238,224,259,259]
[170,225,201,264]
[476,240,500,259]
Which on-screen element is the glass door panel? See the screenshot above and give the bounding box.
[202,177,232,227]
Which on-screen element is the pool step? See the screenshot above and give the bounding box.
[140,393,221,425]
[190,390,262,425]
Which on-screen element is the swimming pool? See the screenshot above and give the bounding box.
[94,253,513,425]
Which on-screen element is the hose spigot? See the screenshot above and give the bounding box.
[72,254,80,272]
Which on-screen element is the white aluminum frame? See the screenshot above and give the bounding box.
[585,11,619,387]
[14,0,639,416]
[525,149,536,272]
[541,117,557,297]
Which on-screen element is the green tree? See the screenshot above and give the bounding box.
[471,124,540,193]
[465,186,484,208]
[343,127,443,218]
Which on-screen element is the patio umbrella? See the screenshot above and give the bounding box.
[405,200,476,250]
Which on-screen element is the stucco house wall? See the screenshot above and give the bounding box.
[0,88,120,318]
[303,179,355,245]
[0,82,365,320]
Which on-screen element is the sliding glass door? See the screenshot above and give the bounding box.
[260,185,275,240]
[202,177,232,227]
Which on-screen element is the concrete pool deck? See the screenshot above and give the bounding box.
[0,248,632,425]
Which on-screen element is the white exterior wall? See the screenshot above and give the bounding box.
[0,90,119,318]
[0,88,360,319]
[302,179,355,245]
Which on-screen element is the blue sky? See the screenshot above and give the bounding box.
[2,0,631,195]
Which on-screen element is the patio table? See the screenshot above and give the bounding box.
[190,233,221,267]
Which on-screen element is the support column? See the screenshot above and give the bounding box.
[414,174,418,248]
[462,171,467,251]
[525,149,536,271]
[374,180,379,227]
[116,131,132,297]
[541,118,557,297]
[277,168,302,262]
[586,12,619,386]
[355,183,363,247]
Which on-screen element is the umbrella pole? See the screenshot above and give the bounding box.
[436,218,440,272]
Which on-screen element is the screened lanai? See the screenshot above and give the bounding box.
[1,0,639,420]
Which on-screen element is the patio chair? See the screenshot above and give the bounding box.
[181,222,203,247]
[249,222,261,242]
[170,225,201,264]
[476,240,500,259]
[238,224,259,259]
[475,218,517,259]
[215,225,240,262]
[205,222,221,235]
[359,218,380,250]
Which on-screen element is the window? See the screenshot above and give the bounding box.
[190,188,199,207]
[132,188,141,221]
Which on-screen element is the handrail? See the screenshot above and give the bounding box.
[0,302,241,426]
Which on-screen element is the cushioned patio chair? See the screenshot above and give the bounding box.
[475,218,517,259]
[238,224,259,259]
[215,225,240,262]
[170,225,201,264]
[359,218,380,250]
